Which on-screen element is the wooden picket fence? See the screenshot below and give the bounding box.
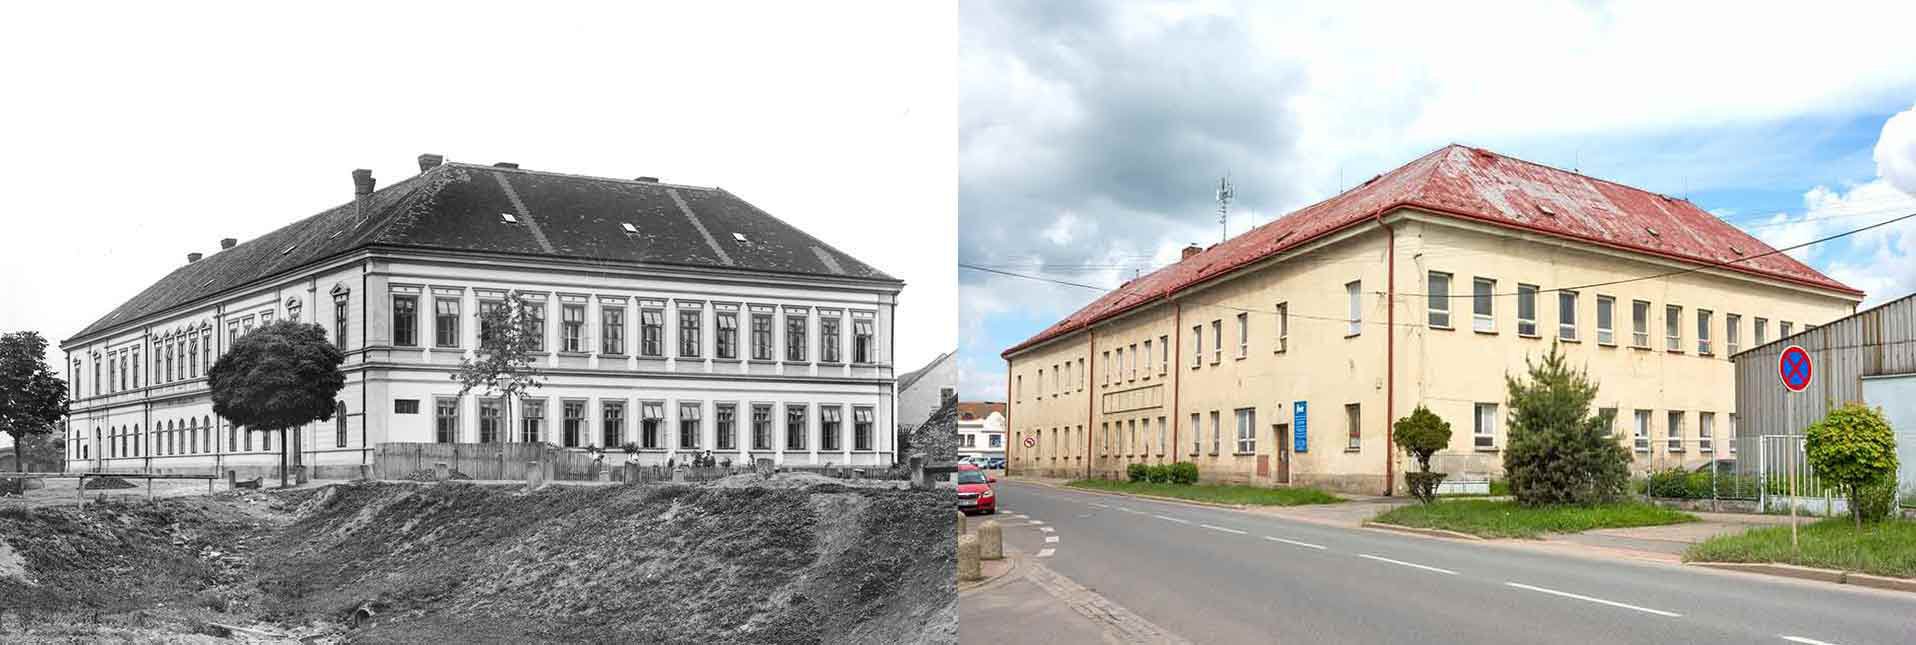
[373,442,913,483]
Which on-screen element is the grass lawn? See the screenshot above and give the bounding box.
[1065,479,1342,506]
[1373,499,1695,539]
[1683,518,1916,579]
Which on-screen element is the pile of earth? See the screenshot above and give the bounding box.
[80,476,137,490]
[0,479,957,644]
[400,468,472,482]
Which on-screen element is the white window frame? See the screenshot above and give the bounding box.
[1666,305,1683,352]
[1472,278,1494,333]
[1142,339,1154,377]
[1427,271,1452,328]
[1517,284,1539,337]
[1235,407,1256,454]
[1633,410,1651,453]
[1632,300,1651,347]
[1191,325,1203,368]
[1235,313,1249,358]
[1158,335,1169,374]
[1558,290,1579,341]
[1210,319,1222,364]
[1697,309,1714,355]
[1666,411,1684,453]
[1699,412,1715,453]
[1725,314,1741,355]
[1474,403,1497,450]
[1275,303,1289,352]
[1346,281,1363,336]
[1596,295,1615,345]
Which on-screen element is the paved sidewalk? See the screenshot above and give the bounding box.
[1551,510,1801,555]
[960,566,1116,645]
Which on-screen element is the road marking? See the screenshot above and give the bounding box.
[1358,554,1458,575]
[1200,524,1248,535]
[1045,536,1060,543]
[1028,520,1045,525]
[1781,637,1843,645]
[1117,506,1137,512]
[1036,548,1056,558]
[1504,582,1681,617]
[1090,503,1110,509]
[1153,515,1192,525]
[1263,536,1327,550]
[1040,527,1056,533]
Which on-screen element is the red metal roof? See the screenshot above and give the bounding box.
[1003,145,1861,358]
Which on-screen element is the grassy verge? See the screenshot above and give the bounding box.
[1372,499,1695,539]
[1683,518,1916,579]
[1065,479,1342,506]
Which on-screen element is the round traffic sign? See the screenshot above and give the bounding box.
[1778,345,1813,392]
[1022,435,1036,448]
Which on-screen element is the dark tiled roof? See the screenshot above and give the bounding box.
[1005,145,1861,357]
[71,163,897,343]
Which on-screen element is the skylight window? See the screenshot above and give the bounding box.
[500,213,520,224]
[281,244,297,255]
[621,222,639,234]
[732,232,748,243]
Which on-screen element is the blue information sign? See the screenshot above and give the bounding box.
[1293,401,1308,453]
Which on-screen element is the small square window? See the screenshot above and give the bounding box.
[500,212,520,224]
[394,399,420,414]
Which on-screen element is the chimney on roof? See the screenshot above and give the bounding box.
[493,162,519,169]
[187,252,203,263]
[635,176,659,183]
[417,153,444,173]
[220,238,237,250]
[1181,244,1202,260]
[352,169,375,223]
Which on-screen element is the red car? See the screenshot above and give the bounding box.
[956,463,996,515]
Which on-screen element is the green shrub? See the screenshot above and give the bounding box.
[1854,477,1898,523]
[1501,343,1631,506]
[1805,403,1899,527]
[1404,472,1447,502]
[1645,469,1693,498]
[1145,464,1171,484]
[1168,462,1199,485]
[1126,463,1149,483]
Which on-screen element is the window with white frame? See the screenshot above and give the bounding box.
[641,402,665,449]
[751,313,774,360]
[1596,295,1615,345]
[785,311,808,362]
[1191,325,1203,368]
[1190,413,1201,455]
[1427,271,1452,328]
[1780,321,1793,338]
[1235,407,1256,453]
[1666,305,1682,351]
[641,309,665,357]
[1728,414,1738,454]
[602,305,626,355]
[561,303,586,353]
[1346,281,1363,335]
[680,309,703,358]
[1472,278,1494,332]
[1210,320,1222,363]
[1345,404,1361,451]
[854,407,875,451]
[1210,410,1222,455]
[1275,303,1289,352]
[1517,284,1538,336]
[1130,343,1140,379]
[714,310,736,358]
[1725,314,1741,355]
[1112,348,1123,385]
[1666,410,1684,452]
[603,401,625,448]
[1142,339,1153,376]
[1158,335,1169,373]
[1697,309,1713,355]
[680,402,702,449]
[1754,318,1768,345]
[785,404,807,450]
[1558,290,1579,340]
[1699,412,1714,453]
[1633,410,1650,452]
[1598,407,1618,437]
[753,404,773,450]
[1235,313,1248,357]
[853,318,875,363]
[1474,403,1497,450]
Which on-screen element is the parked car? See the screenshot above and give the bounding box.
[984,457,1006,470]
[956,463,996,515]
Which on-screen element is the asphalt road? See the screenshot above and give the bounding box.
[984,481,1916,645]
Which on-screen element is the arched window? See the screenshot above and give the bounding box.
[336,401,349,448]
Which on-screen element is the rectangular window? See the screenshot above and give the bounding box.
[1632,300,1651,347]
[1210,320,1222,363]
[435,298,460,348]
[786,405,807,451]
[1112,348,1122,387]
[1129,343,1139,379]
[560,304,585,353]
[1598,407,1618,437]
[519,301,545,352]
[1667,411,1684,452]
[1754,317,1768,345]
[1190,325,1202,368]
[394,399,420,414]
[786,313,808,362]
[821,406,842,451]
[1699,412,1715,453]
[853,407,873,451]
[853,319,875,363]
[1427,271,1452,328]
[563,401,585,448]
[716,404,737,450]
[1158,335,1169,373]
[1209,410,1221,455]
[521,399,545,443]
[752,313,774,360]
[1666,305,1683,351]
[1780,321,1793,338]
[821,317,841,362]
[1596,295,1615,345]
[680,403,702,449]
[1729,414,1738,454]
[1725,314,1742,355]
[1345,404,1362,451]
[603,402,625,448]
[479,399,502,443]
[641,309,664,357]
[680,310,702,358]
[1235,408,1256,454]
[1697,309,1714,355]
[1190,413,1201,455]
[1275,303,1290,351]
[1235,313,1249,357]
[1142,339,1154,376]
[393,295,418,347]
[1517,284,1539,336]
[334,296,349,349]
[1346,281,1363,335]
[1558,290,1579,340]
[432,398,458,443]
[716,312,738,359]
[641,402,665,449]
[602,306,626,355]
[1475,403,1497,450]
[1633,409,1651,452]
[1468,277,1494,333]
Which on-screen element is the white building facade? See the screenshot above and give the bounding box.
[63,157,904,478]
[956,403,1006,462]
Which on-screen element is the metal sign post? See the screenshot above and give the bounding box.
[1778,345,1813,556]
[1789,391,1798,555]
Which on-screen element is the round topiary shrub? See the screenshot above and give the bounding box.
[1804,403,1899,527]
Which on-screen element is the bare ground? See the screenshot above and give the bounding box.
[0,475,956,644]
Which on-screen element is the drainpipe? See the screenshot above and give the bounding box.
[1375,213,1396,497]
[1085,334,1096,479]
[1004,357,1013,477]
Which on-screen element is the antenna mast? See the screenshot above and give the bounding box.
[1216,175,1234,243]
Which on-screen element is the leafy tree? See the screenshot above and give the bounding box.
[452,293,547,443]
[0,331,70,472]
[1393,405,1453,503]
[1804,403,1898,527]
[1501,343,1630,506]
[208,321,346,487]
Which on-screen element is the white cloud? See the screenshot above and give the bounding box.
[1878,104,1916,197]
[1760,104,1916,306]
[1043,212,1082,246]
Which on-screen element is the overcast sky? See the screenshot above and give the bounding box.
[958,0,1916,401]
[0,0,958,408]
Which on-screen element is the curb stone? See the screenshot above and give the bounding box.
[1689,562,1916,593]
[1361,521,1485,541]
[958,551,1023,595]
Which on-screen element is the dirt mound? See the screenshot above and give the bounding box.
[400,468,472,482]
[81,476,137,490]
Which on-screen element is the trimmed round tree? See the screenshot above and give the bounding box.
[1393,405,1453,503]
[1501,343,1631,506]
[1804,403,1898,527]
[209,321,345,487]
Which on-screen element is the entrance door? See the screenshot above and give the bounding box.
[1273,423,1291,484]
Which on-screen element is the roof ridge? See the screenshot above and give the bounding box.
[445,161,718,192]
[1450,144,1687,202]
